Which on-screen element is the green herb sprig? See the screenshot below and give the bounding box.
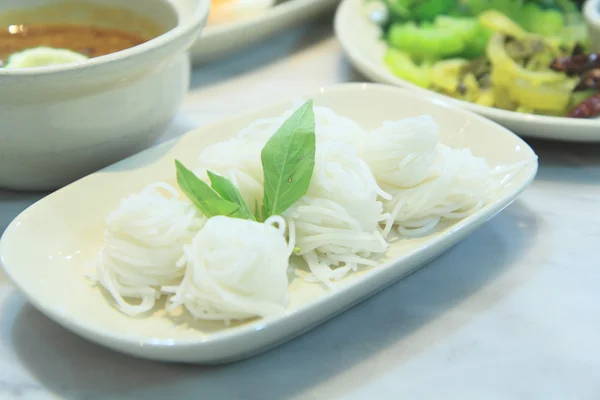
[261,100,316,220]
[175,99,316,222]
[175,161,255,220]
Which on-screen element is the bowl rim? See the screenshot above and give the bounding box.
[334,0,600,132]
[0,0,210,77]
[585,0,600,26]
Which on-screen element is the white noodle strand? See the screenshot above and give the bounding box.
[95,182,204,316]
[166,216,290,321]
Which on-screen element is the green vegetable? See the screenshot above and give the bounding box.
[569,90,596,109]
[559,25,588,47]
[478,10,528,39]
[434,16,491,59]
[411,0,457,21]
[463,0,523,20]
[387,15,495,61]
[388,21,465,62]
[384,48,431,87]
[486,33,577,114]
[518,3,565,36]
[377,0,589,118]
[175,160,251,220]
[430,58,469,92]
[383,0,415,19]
[462,25,493,58]
[261,100,316,220]
[207,170,255,220]
[382,0,457,22]
[434,15,478,37]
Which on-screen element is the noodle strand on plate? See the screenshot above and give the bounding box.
[382,144,500,237]
[240,101,368,154]
[286,141,390,286]
[164,215,291,322]
[287,197,389,286]
[95,182,204,316]
[90,100,532,323]
[362,115,439,189]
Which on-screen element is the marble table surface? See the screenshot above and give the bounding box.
[1,17,600,400]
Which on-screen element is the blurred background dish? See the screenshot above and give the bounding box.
[206,0,277,27]
[335,0,600,141]
[0,0,209,191]
[190,0,341,64]
[585,0,600,51]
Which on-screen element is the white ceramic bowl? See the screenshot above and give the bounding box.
[585,0,600,52]
[335,0,600,142]
[0,0,210,191]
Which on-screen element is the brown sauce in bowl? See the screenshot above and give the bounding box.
[0,23,151,65]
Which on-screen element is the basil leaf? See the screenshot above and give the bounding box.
[207,170,255,220]
[261,100,316,219]
[254,199,262,221]
[175,160,241,218]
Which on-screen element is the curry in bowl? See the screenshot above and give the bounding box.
[0,24,151,66]
[0,1,173,68]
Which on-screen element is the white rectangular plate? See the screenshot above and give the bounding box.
[0,83,537,364]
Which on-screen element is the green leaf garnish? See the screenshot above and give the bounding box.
[207,170,255,220]
[261,100,316,219]
[175,160,242,218]
[175,99,317,223]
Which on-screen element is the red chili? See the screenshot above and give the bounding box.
[568,92,600,118]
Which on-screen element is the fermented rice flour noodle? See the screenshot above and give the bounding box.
[92,101,534,321]
[236,113,287,145]
[308,141,389,231]
[384,144,497,237]
[362,115,439,190]
[286,141,390,286]
[238,100,368,154]
[288,197,389,286]
[282,100,368,153]
[96,182,204,316]
[360,114,499,237]
[165,215,291,322]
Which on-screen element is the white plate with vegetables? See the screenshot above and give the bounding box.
[189,0,341,63]
[335,0,600,142]
[0,83,537,364]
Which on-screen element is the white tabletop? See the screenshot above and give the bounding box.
[1,18,600,400]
